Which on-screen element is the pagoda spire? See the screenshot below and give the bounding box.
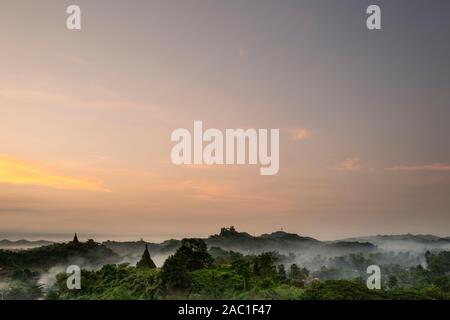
[136,243,156,269]
[73,233,79,244]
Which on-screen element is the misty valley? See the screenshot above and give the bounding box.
[1,226,450,300]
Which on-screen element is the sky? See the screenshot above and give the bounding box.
[0,0,449,241]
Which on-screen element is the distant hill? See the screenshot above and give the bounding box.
[324,241,376,251]
[0,239,119,270]
[0,239,53,249]
[102,227,378,258]
[205,226,320,253]
[341,234,450,252]
[101,227,321,258]
[103,238,180,258]
[3,229,448,262]
[260,231,318,242]
[343,234,450,243]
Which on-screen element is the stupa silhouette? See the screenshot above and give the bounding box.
[73,233,79,244]
[136,244,156,269]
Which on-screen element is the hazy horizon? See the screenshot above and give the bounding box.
[1,227,450,243]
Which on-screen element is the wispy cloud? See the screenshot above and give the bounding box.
[390,163,450,172]
[0,156,109,192]
[288,128,312,141]
[333,158,363,171]
[0,87,146,111]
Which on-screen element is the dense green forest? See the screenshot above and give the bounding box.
[1,231,450,300]
[0,238,119,300]
[49,239,450,300]
[0,238,118,270]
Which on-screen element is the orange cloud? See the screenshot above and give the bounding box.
[180,180,231,201]
[0,156,109,192]
[333,158,363,171]
[390,163,450,171]
[289,128,312,141]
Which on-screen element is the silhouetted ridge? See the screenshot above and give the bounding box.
[217,226,252,238]
[261,231,318,242]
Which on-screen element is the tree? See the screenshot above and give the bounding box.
[160,238,213,290]
[426,251,450,276]
[178,238,213,271]
[232,259,252,290]
[289,264,309,281]
[388,275,398,289]
[160,253,191,290]
[300,267,310,280]
[433,276,450,292]
[289,264,301,279]
[277,264,287,281]
[253,259,261,276]
[136,244,156,269]
[253,252,277,278]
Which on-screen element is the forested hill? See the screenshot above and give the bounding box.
[0,239,119,270]
[102,227,376,258]
[341,234,450,251]
[0,239,53,249]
